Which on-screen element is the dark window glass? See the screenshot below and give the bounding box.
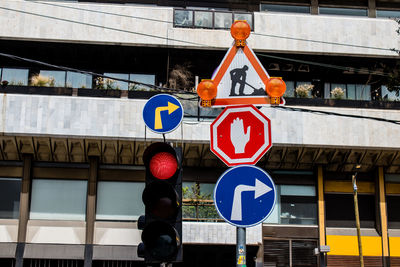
[264,240,290,267]
[261,4,310,14]
[292,240,318,267]
[0,178,21,219]
[325,194,375,228]
[387,196,400,229]
[319,7,368,16]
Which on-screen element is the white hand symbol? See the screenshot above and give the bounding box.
[230,118,251,154]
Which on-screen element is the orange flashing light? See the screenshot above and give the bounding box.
[266,77,286,98]
[230,21,251,47]
[197,79,217,107]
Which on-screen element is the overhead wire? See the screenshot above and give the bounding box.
[0,3,399,126]
[5,1,398,53]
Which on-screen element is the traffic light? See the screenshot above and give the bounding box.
[137,142,183,264]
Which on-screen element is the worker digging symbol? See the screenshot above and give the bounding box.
[229,65,266,96]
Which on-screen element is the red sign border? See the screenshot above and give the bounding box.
[210,105,272,166]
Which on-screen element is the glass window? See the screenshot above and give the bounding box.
[387,195,400,229]
[214,12,232,29]
[234,13,253,30]
[30,179,87,220]
[66,72,92,89]
[96,181,145,221]
[194,11,213,28]
[39,70,66,87]
[174,10,193,27]
[325,193,375,228]
[0,178,21,219]
[2,68,29,86]
[103,73,129,90]
[381,86,400,101]
[182,182,219,220]
[319,7,368,16]
[284,81,295,97]
[377,10,400,18]
[295,81,313,98]
[129,73,156,90]
[386,174,400,183]
[356,84,371,100]
[264,185,317,225]
[261,4,310,14]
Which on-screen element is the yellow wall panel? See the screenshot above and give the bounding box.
[327,235,382,256]
[389,237,400,257]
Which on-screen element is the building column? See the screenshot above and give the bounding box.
[84,157,98,267]
[317,166,327,266]
[368,0,377,18]
[311,0,319,15]
[377,167,389,266]
[16,154,33,267]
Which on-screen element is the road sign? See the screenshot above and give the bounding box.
[210,105,272,166]
[214,165,276,227]
[210,44,285,107]
[143,94,183,134]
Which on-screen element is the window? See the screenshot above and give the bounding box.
[66,71,92,89]
[264,185,317,225]
[381,85,400,101]
[182,182,219,221]
[129,73,156,90]
[261,4,311,14]
[103,73,129,90]
[324,83,371,100]
[30,179,87,220]
[283,81,295,97]
[96,181,145,221]
[377,10,400,18]
[387,195,400,228]
[319,7,368,16]
[39,70,66,87]
[0,178,21,219]
[2,68,29,86]
[174,9,254,30]
[234,13,253,30]
[214,12,232,29]
[194,11,213,28]
[325,193,375,228]
[264,240,318,267]
[174,10,194,27]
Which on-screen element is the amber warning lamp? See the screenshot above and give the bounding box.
[266,77,286,104]
[231,20,251,47]
[197,79,217,107]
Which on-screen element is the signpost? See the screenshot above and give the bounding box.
[210,105,272,167]
[142,94,183,134]
[214,165,276,266]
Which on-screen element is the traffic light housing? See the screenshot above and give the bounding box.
[137,142,183,263]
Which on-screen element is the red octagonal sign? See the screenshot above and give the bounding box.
[210,105,272,166]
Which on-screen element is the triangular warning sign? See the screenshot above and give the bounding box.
[211,43,284,107]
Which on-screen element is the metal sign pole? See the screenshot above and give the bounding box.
[236,227,246,267]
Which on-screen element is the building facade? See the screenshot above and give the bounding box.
[0,0,400,266]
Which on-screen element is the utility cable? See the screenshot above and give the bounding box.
[271,106,400,125]
[4,2,398,53]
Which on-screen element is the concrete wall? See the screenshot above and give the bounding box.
[1,94,400,149]
[0,0,398,57]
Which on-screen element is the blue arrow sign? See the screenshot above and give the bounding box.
[142,94,184,134]
[214,165,276,228]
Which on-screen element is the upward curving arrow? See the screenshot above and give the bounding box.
[230,179,272,221]
[154,102,179,129]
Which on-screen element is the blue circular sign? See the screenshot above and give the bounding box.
[214,165,276,228]
[142,94,184,134]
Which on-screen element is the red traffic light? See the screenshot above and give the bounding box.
[143,142,180,180]
[149,152,178,180]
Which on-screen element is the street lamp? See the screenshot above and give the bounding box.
[352,164,364,267]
